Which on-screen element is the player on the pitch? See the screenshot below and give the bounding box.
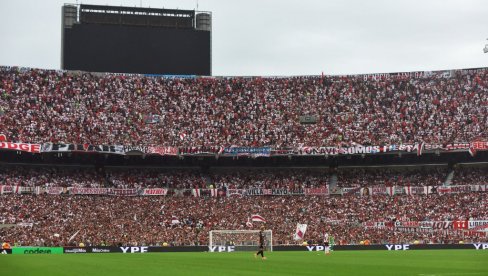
[255,226,266,260]
[323,232,331,255]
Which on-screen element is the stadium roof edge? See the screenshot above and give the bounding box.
[1,65,487,78]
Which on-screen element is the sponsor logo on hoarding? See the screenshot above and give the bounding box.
[64,248,87,253]
[306,246,326,251]
[12,247,63,255]
[473,244,488,250]
[208,246,235,252]
[120,247,148,253]
[385,244,410,251]
[92,248,111,253]
[24,249,52,254]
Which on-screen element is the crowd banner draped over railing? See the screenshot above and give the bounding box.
[342,184,487,196]
[0,142,41,153]
[1,184,486,196]
[223,147,272,157]
[361,220,488,233]
[0,140,484,157]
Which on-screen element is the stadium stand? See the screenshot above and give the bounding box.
[0,67,486,147]
[0,193,486,246]
[0,66,487,247]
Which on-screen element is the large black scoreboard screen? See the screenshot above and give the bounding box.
[62,4,211,75]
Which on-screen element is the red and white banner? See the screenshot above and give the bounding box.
[14,186,34,194]
[141,188,168,196]
[35,186,65,195]
[147,146,178,156]
[304,187,328,196]
[294,223,308,240]
[0,185,13,194]
[0,142,40,153]
[469,141,488,157]
[251,214,266,223]
[227,189,246,197]
[468,220,488,230]
[69,187,111,195]
[109,189,137,196]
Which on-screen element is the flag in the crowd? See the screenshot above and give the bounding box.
[179,132,187,140]
[294,223,308,240]
[210,188,218,197]
[68,230,81,243]
[171,216,180,225]
[417,143,424,156]
[193,188,201,197]
[387,186,395,196]
[251,214,266,223]
[246,218,253,228]
[192,189,200,197]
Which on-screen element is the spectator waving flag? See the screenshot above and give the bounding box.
[68,230,81,243]
[251,214,266,223]
[294,223,308,240]
[246,218,253,228]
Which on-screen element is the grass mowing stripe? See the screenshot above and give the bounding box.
[1,250,487,276]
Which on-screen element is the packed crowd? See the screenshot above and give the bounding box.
[0,193,486,247]
[209,169,329,189]
[337,167,447,187]
[452,167,488,186]
[0,167,104,188]
[0,167,331,189]
[2,166,487,189]
[0,67,486,148]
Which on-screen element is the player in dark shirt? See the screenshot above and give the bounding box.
[255,226,266,260]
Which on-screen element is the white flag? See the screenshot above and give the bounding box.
[68,230,80,243]
[294,223,308,240]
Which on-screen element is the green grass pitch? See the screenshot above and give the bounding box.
[1,250,487,276]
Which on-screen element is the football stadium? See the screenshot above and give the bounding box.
[0,1,487,275]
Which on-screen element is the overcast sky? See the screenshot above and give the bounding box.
[0,0,487,76]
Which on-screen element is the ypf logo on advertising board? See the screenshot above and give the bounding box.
[385,244,410,251]
[306,246,327,251]
[473,244,488,250]
[208,246,235,252]
[120,247,148,253]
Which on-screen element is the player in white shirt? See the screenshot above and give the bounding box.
[323,232,331,255]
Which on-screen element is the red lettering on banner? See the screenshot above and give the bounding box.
[142,188,168,196]
[0,142,41,153]
[147,146,178,156]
